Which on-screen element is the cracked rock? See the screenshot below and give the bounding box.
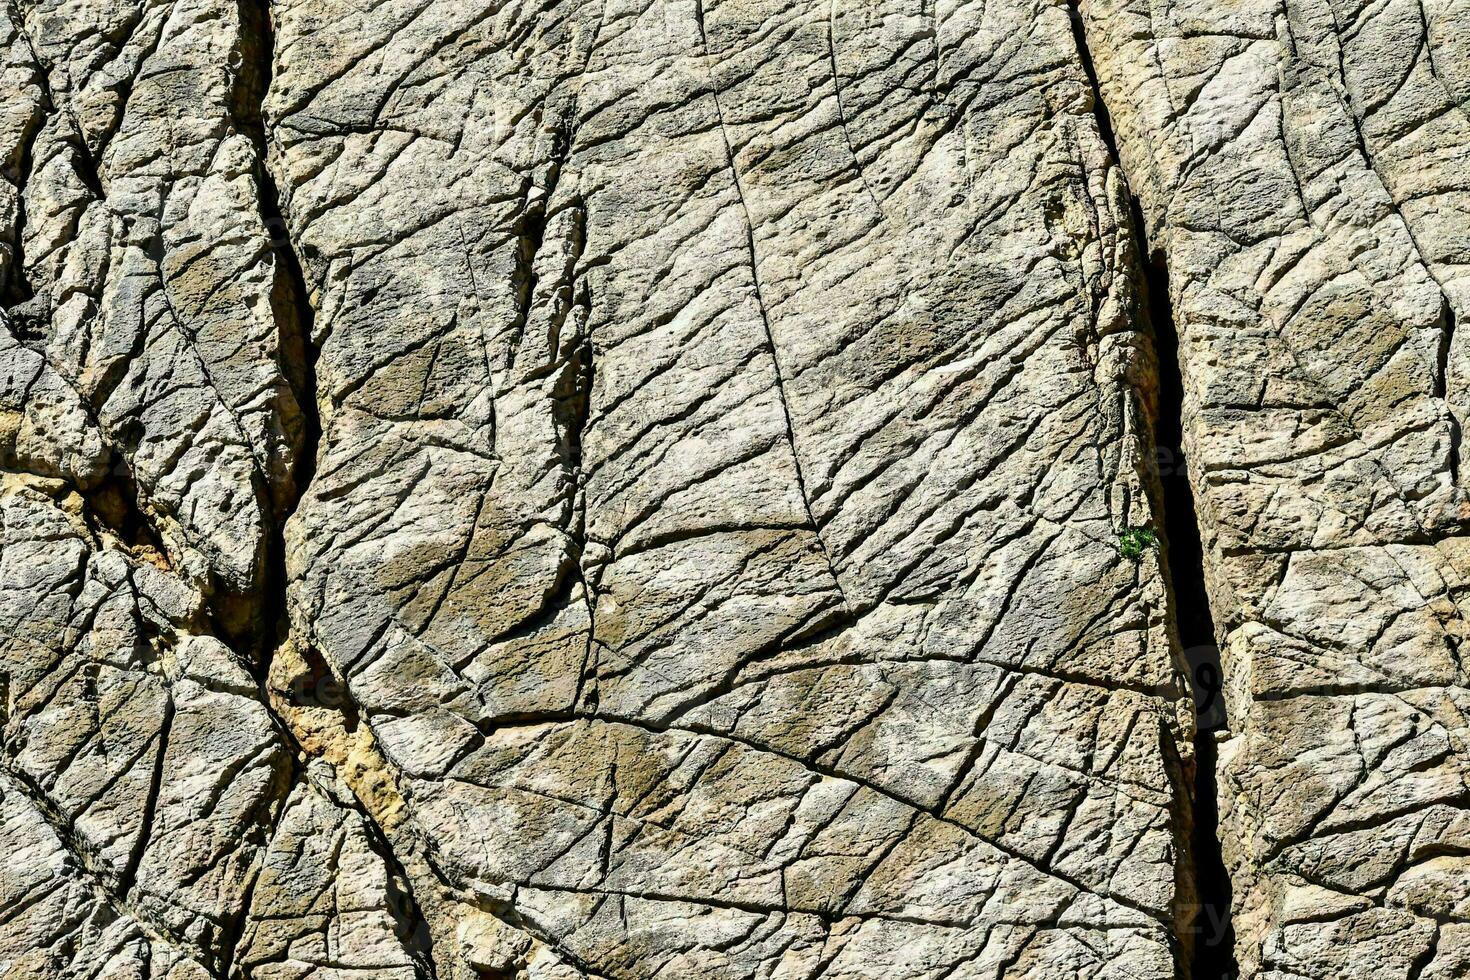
[0,0,1465,978]
[1079,0,1470,975]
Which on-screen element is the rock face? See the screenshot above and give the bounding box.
[1080,1,1470,976]
[0,1,1462,979]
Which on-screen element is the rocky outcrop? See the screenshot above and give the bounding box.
[0,0,1464,977]
[0,0,403,975]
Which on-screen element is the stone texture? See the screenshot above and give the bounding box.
[1078,0,1470,975]
[0,0,1465,978]
[265,0,1195,975]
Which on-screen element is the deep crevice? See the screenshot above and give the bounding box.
[1066,1,1120,163]
[1438,297,1461,485]
[1133,178,1241,980]
[233,0,322,671]
[1068,5,1239,977]
[2,104,41,309]
[78,463,171,567]
[224,3,438,976]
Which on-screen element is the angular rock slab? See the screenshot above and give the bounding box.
[0,0,426,974]
[270,0,1196,975]
[3,0,305,630]
[0,471,427,976]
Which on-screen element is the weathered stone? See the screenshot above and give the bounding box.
[263,0,1196,976]
[1078,0,1470,974]
[2,0,1467,977]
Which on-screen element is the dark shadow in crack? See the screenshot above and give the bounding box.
[1067,6,1242,972]
[1138,222,1240,980]
[233,0,323,666]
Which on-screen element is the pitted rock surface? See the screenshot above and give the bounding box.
[0,0,1463,978]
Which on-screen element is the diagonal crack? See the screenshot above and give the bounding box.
[694,0,852,611]
[234,0,321,670]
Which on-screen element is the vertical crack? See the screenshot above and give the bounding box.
[225,1,437,975]
[373,819,440,979]
[825,0,881,212]
[1065,1,1120,160]
[229,3,445,974]
[1,96,41,308]
[558,228,599,718]
[1068,4,1240,977]
[1438,297,1461,485]
[1141,229,1240,980]
[694,1,852,611]
[1324,11,1463,487]
[234,0,321,671]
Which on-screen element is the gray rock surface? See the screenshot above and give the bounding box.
[0,0,1463,977]
[1079,0,1470,976]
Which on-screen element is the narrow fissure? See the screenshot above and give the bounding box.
[234,0,321,669]
[264,636,442,979]
[225,2,436,974]
[2,109,40,308]
[1141,225,1240,980]
[371,817,440,977]
[1067,5,1239,977]
[1330,30,1462,487]
[1065,2,1119,160]
[217,763,296,978]
[1438,297,1461,485]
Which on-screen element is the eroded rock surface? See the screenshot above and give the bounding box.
[1,0,1464,977]
[1079,0,1470,975]
[0,0,419,976]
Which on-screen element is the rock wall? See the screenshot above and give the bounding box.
[1079,0,1470,975]
[0,0,1463,978]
